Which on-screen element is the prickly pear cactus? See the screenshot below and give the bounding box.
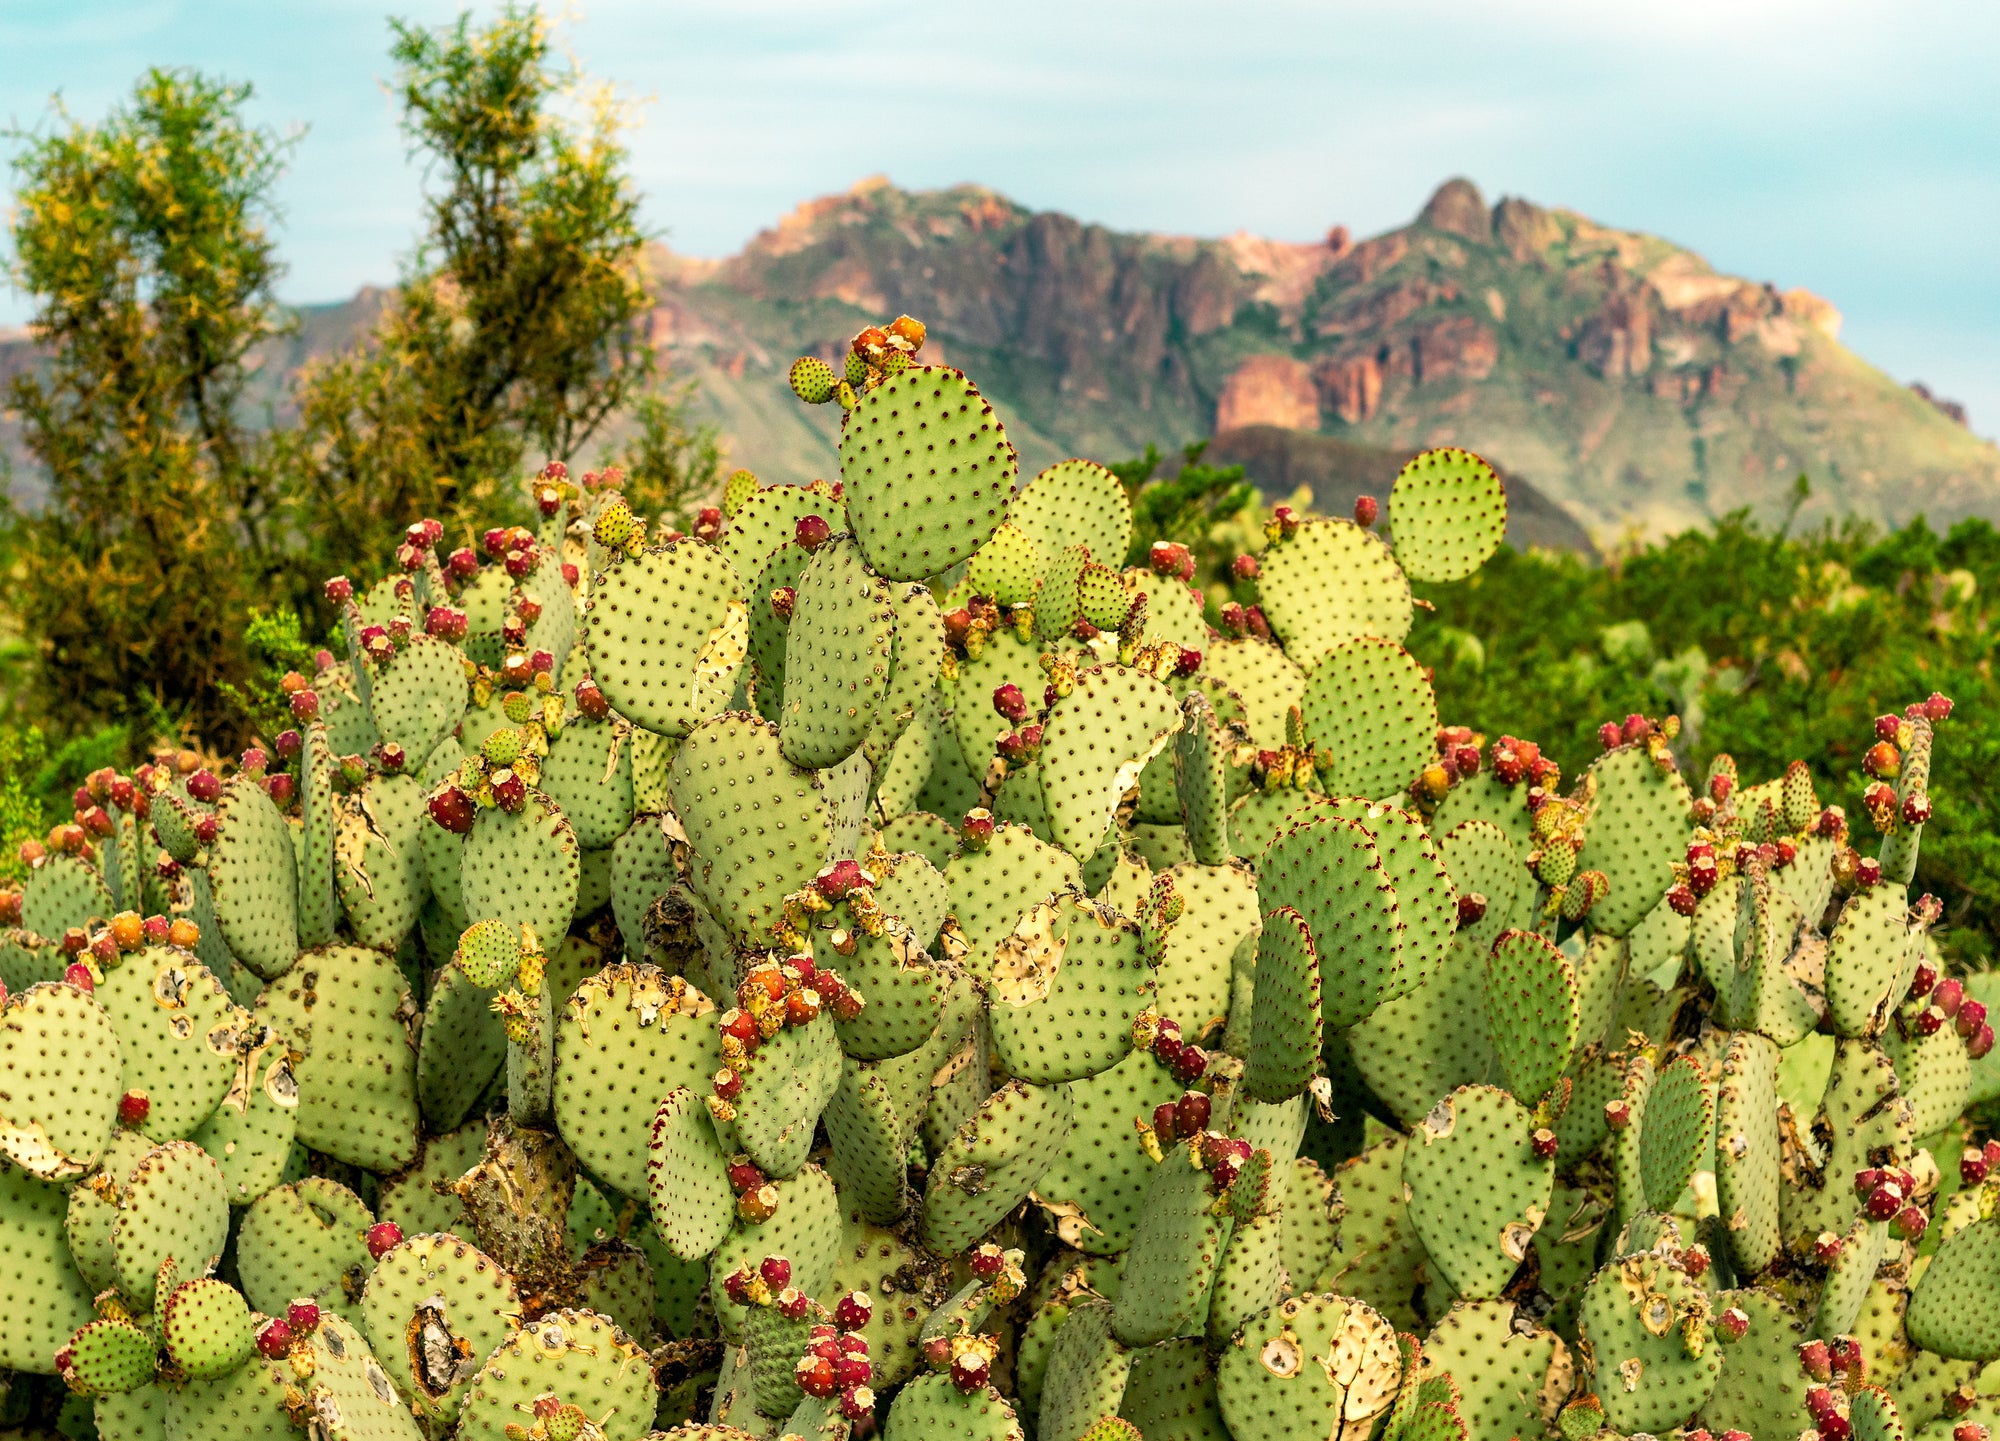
[1,322,1987,1441]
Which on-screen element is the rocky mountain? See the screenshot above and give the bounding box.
[8,175,1996,545]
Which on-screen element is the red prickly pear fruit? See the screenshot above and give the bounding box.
[0,890,20,926]
[428,786,476,835]
[1176,1090,1212,1136]
[815,858,870,900]
[950,1350,990,1394]
[1955,1426,1992,1441]
[796,1352,838,1398]
[1231,553,1259,580]
[1621,713,1652,745]
[1152,1101,1179,1146]
[324,576,354,604]
[1456,892,1489,927]
[255,1318,294,1359]
[1680,1244,1711,1279]
[574,678,610,720]
[1452,744,1480,775]
[1829,1337,1864,1378]
[489,769,527,812]
[1935,977,1964,1018]
[142,915,170,944]
[109,777,136,811]
[1604,1099,1631,1129]
[834,1352,871,1390]
[838,1384,875,1420]
[725,1157,764,1193]
[265,773,295,806]
[769,586,797,621]
[960,808,995,848]
[922,1335,953,1372]
[1598,721,1622,750]
[1865,1185,1901,1220]
[1892,1204,1927,1241]
[366,1222,403,1259]
[1716,1306,1749,1342]
[1666,883,1699,916]
[289,689,321,722]
[118,1090,150,1127]
[1530,1128,1557,1159]
[737,1184,779,1223]
[713,1068,742,1102]
[1927,692,1955,721]
[968,1243,1005,1282]
[1912,1006,1947,1038]
[1807,1385,1841,1421]
[775,1287,810,1319]
[18,838,46,868]
[1799,1338,1833,1381]
[834,1290,872,1330]
[795,514,832,550]
[721,1266,754,1306]
[287,1299,321,1333]
[1243,605,1271,639]
[992,683,1029,722]
[60,927,88,957]
[1969,1022,1995,1060]
[193,813,219,847]
[79,805,114,839]
[89,931,117,965]
[1813,1231,1844,1263]
[1175,646,1202,677]
[1167,1042,1208,1085]
[1959,1147,1990,1186]
[1874,713,1903,742]
[273,730,303,760]
[1863,741,1901,778]
[447,547,479,579]
[64,962,94,992]
[1909,962,1938,999]
[503,547,535,579]
[1854,856,1882,888]
[187,770,222,803]
[1353,495,1378,527]
[536,485,564,518]
[759,1255,793,1292]
[1956,997,1987,1037]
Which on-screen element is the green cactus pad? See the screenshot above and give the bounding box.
[822,1061,909,1225]
[669,712,834,947]
[320,659,384,755]
[0,978,124,1179]
[1255,519,1413,668]
[416,961,505,1135]
[209,777,301,980]
[1175,692,1234,865]
[21,853,116,939]
[1713,1030,1782,1276]
[1033,1047,1181,1254]
[254,944,419,1172]
[1126,568,1210,652]
[93,1384,169,1441]
[0,1159,97,1371]
[838,365,1017,581]
[946,628,1043,780]
[334,773,427,953]
[741,1298,813,1419]
[584,540,749,739]
[708,1164,840,1342]
[1241,907,1322,1104]
[921,1079,1074,1253]
[1118,1333,1228,1441]
[1034,543,1095,644]
[943,823,1084,979]
[820,1212,929,1388]
[1040,665,1182,860]
[1572,745,1694,939]
[296,1311,427,1441]
[1299,638,1437,802]
[552,964,719,1197]
[1151,861,1259,1034]
[780,537,896,770]
[111,1140,230,1309]
[96,949,241,1140]
[188,1033,299,1206]
[884,1373,1025,1441]
[376,1123,482,1239]
[1440,818,1531,953]
[1039,1298,1133,1441]
[158,1275,255,1379]
[1109,1145,1232,1346]
[1198,638,1303,753]
[540,717,636,852]
[1418,1300,1571,1441]
[1693,1285,1808,1436]
[460,789,581,949]
[865,582,945,769]
[1214,1292,1403,1441]
[1207,1210,1283,1344]
[989,893,1152,1085]
[1577,1251,1723,1432]
[1345,927,1496,1129]
[1259,815,1402,1030]
[826,899,949,1063]
[291,725,340,949]
[64,1316,157,1394]
[1386,448,1507,584]
[359,1231,519,1425]
[1403,1084,1552,1300]
[1473,930,1575,1108]
[720,481,848,583]
[235,1174,373,1322]
[1908,1215,2000,1360]
[745,541,814,725]
[456,1308,656,1441]
[1325,798,1456,1000]
[965,520,1042,606]
[645,1087,736,1259]
[1639,1053,1714,1212]
[1273,1158,1336,1300]
[732,1009,842,1179]
[1782,1038,1913,1246]
[1884,1019,1972,1136]
[367,634,468,761]
[608,815,676,963]
[1825,882,1921,1039]
[1012,460,1132,578]
[1815,1212,1889,1339]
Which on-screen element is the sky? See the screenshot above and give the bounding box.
[7,0,2000,436]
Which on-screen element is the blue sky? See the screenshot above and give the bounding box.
[8,0,2000,436]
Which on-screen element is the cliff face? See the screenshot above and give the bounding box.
[647,176,2000,542]
[8,175,1997,544]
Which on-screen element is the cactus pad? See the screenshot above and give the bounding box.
[1256,520,1412,667]
[1242,907,1322,1103]
[838,365,1017,581]
[1040,665,1182,859]
[1109,1146,1232,1347]
[780,537,895,769]
[921,1079,1074,1253]
[1214,1292,1402,1441]
[1482,930,1579,1107]
[884,1373,1025,1441]
[1577,1251,1722,1431]
[97,949,241,1140]
[1572,745,1693,939]
[989,893,1152,1085]
[1259,815,1402,1030]
[585,540,749,738]
[1386,448,1507,584]
[1012,459,1132,576]
[460,789,581,950]
[1907,1215,2000,1360]
[112,1140,230,1309]
[360,1231,519,1425]
[0,1161,97,1371]
[1418,1300,1571,1441]
[209,777,301,980]
[1402,1085,1552,1300]
[0,977,124,1178]
[1300,638,1437,801]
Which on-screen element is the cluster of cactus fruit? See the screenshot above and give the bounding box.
[1,315,1997,1441]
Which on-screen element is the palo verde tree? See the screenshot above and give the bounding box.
[4,69,292,739]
